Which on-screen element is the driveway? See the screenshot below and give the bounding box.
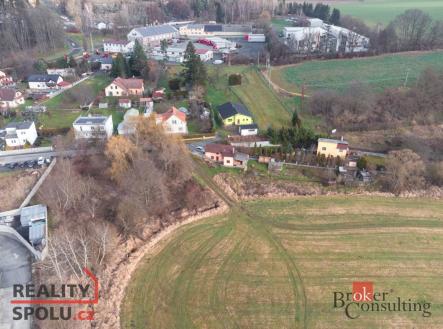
[187,137,219,157]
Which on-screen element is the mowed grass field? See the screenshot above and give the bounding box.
[206,66,291,129]
[121,196,443,329]
[334,0,443,26]
[270,50,443,94]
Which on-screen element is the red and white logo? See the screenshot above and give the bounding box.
[352,282,373,302]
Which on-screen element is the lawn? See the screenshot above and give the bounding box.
[121,196,443,329]
[44,74,111,110]
[270,50,443,94]
[206,66,292,129]
[335,0,443,26]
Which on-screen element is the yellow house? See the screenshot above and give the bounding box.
[317,138,349,158]
[217,102,253,126]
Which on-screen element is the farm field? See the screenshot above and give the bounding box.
[205,66,291,129]
[334,0,443,26]
[121,196,443,329]
[270,50,443,94]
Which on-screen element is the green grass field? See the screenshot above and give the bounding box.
[270,50,443,94]
[335,0,443,26]
[121,196,443,329]
[206,66,291,129]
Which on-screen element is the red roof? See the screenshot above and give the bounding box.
[205,144,234,157]
[112,77,144,91]
[196,48,211,54]
[119,98,130,103]
[57,81,71,87]
[336,143,349,150]
[0,88,17,101]
[158,106,186,123]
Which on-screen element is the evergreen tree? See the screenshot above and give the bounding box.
[291,110,302,128]
[182,42,207,87]
[111,53,129,78]
[129,40,148,77]
[215,2,224,23]
[160,39,169,63]
[330,8,341,25]
[68,56,77,69]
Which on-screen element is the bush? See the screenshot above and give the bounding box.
[228,74,242,86]
[357,157,368,170]
[168,78,181,91]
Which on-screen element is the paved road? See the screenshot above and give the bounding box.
[186,137,219,157]
[0,150,75,166]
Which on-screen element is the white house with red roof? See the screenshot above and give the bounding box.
[155,106,187,134]
[105,77,144,97]
[0,71,15,87]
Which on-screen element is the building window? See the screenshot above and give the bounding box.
[322,147,326,151]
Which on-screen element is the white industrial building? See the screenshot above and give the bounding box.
[283,20,369,53]
[103,40,134,54]
[72,115,113,140]
[127,24,179,47]
[151,41,213,63]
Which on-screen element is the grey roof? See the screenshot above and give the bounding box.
[186,24,204,30]
[20,205,47,227]
[239,124,258,130]
[205,24,222,32]
[234,152,249,161]
[90,55,113,64]
[217,102,252,120]
[133,24,178,37]
[5,133,18,139]
[318,138,349,145]
[29,221,45,245]
[28,74,61,83]
[5,121,34,130]
[73,116,110,125]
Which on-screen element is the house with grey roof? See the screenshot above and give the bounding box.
[0,121,37,147]
[27,74,63,90]
[127,24,179,47]
[72,115,113,140]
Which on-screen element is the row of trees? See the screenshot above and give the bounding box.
[285,2,341,25]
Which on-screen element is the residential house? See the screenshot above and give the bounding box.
[72,115,113,139]
[0,70,15,87]
[47,68,75,77]
[127,24,179,47]
[104,40,134,54]
[0,89,25,109]
[152,88,165,101]
[89,55,113,71]
[223,152,249,169]
[217,102,253,126]
[1,121,38,147]
[204,143,235,162]
[119,98,132,109]
[204,143,249,169]
[118,108,139,135]
[155,106,187,134]
[105,77,144,97]
[28,74,63,90]
[238,124,258,136]
[317,138,349,159]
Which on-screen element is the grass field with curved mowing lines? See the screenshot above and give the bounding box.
[121,196,443,329]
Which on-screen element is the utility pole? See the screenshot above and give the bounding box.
[403,68,410,88]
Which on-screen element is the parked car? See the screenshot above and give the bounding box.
[196,146,204,153]
[37,157,45,166]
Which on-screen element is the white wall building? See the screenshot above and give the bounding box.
[151,41,213,63]
[103,40,134,54]
[46,68,76,77]
[156,107,187,134]
[2,121,38,147]
[0,89,25,109]
[28,74,63,90]
[238,124,258,136]
[127,25,179,47]
[72,115,113,140]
